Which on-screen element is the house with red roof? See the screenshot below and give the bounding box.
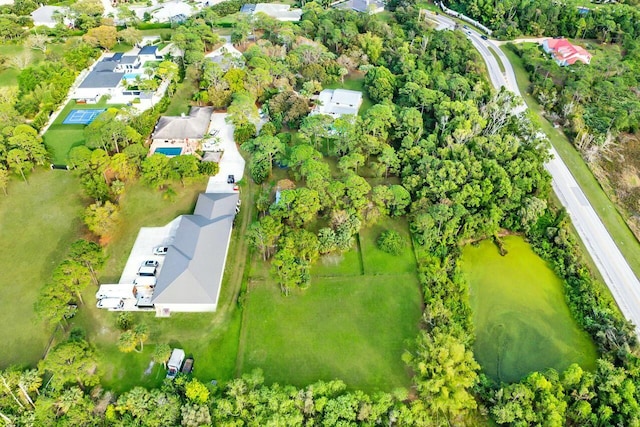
[541,38,592,66]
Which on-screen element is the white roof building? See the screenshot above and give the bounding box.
[243,3,302,21]
[151,0,196,23]
[30,5,70,28]
[312,89,363,118]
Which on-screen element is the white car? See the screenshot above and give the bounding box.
[96,298,124,309]
[153,246,169,255]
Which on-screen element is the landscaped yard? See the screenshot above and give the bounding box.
[43,99,122,164]
[0,169,85,368]
[462,236,598,383]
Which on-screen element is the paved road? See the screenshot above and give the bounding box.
[432,15,640,335]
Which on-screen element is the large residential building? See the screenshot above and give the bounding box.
[152,192,239,315]
[312,89,363,118]
[72,46,164,104]
[241,3,302,21]
[542,38,592,66]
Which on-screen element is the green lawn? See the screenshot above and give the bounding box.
[502,45,640,281]
[164,70,198,116]
[240,273,422,392]
[0,169,85,368]
[462,236,598,383]
[360,217,417,275]
[326,74,374,115]
[43,99,123,164]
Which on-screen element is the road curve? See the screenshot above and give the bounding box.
[432,15,640,335]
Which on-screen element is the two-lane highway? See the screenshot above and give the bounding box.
[432,14,640,335]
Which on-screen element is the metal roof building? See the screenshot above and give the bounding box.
[152,192,239,315]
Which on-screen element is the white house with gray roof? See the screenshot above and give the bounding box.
[152,192,239,315]
[31,5,70,28]
[312,89,363,118]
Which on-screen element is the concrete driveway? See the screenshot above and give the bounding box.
[206,113,246,193]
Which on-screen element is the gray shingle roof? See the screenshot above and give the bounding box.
[152,107,213,140]
[151,192,239,306]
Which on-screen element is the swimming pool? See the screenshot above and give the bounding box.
[154,147,183,156]
[122,73,142,80]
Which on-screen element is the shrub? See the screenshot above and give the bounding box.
[377,230,406,255]
[116,312,133,330]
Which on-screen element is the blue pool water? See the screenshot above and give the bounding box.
[122,73,141,80]
[155,147,183,156]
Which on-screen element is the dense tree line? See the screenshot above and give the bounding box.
[444,0,640,41]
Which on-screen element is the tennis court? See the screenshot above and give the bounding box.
[62,109,105,125]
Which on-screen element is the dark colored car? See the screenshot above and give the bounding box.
[481,35,488,40]
[181,358,194,374]
[227,174,235,184]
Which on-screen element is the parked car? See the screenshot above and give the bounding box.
[97,298,124,309]
[227,174,235,184]
[138,265,157,277]
[143,260,159,268]
[153,246,169,255]
[181,357,194,374]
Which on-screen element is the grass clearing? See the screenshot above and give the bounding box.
[0,169,85,368]
[240,273,422,392]
[502,45,640,280]
[462,236,598,383]
[360,217,416,275]
[164,70,198,116]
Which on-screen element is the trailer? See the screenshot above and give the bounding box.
[166,348,185,379]
[96,284,136,300]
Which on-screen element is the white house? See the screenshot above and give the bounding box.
[72,46,164,104]
[312,89,363,118]
[151,0,196,23]
[30,5,70,28]
[336,0,385,14]
[242,3,302,21]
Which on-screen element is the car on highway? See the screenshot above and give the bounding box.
[481,35,488,40]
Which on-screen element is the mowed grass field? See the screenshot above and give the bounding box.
[240,218,422,392]
[462,236,598,383]
[0,170,85,368]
